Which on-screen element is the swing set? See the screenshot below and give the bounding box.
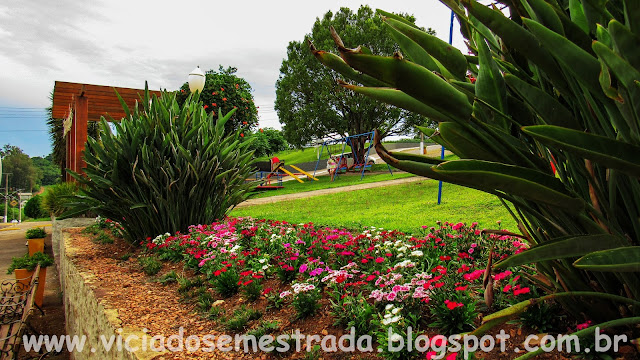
[313,131,392,181]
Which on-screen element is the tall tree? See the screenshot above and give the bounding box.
[176,66,258,133]
[0,145,39,192]
[32,154,60,186]
[275,6,432,163]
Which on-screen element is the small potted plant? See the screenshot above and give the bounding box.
[7,252,53,307]
[26,227,46,256]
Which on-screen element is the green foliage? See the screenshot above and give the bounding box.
[66,87,256,244]
[314,0,640,325]
[212,268,240,298]
[292,289,321,319]
[24,195,47,219]
[41,182,77,217]
[158,270,178,284]
[138,256,162,276]
[223,306,262,332]
[275,6,430,156]
[330,291,376,335]
[0,145,39,192]
[7,252,54,274]
[117,252,132,261]
[245,320,279,338]
[94,232,114,244]
[31,155,60,186]
[25,227,46,239]
[176,66,258,134]
[246,128,288,158]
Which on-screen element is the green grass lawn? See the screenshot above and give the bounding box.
[251,168,413,198]
[232,180,518,234]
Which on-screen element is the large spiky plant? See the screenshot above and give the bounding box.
[66,86,256,243]
[312,0,640,342]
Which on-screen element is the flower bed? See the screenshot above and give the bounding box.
[66,217,628,359]
[141,217,589,359]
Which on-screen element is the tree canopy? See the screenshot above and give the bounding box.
[275,6,432,155]
[176,66,258,134]
[0,145,39,192]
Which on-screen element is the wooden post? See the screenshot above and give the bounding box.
[66,90,88,181]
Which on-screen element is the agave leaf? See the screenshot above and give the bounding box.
[569,0,589,33]
[598,59,624,102]
[309,47,389,88]
[574,247,640,272]
[523,18,602,96]
[375,9,420,29]
[495,234,629,269]
[523,125,640,177]
[383,18,467,79]
[382,22,444,75]
[432,160,584,212]
[337,51,473,123]
[456,0,568,93]
[339,82,448,121]
[609,20,640,70]
[594,38,640,91]
[625,0,640,36]
[439,122,503,162]
[474,32,507,128]
[528,0,565,35]
[504,74,580,129]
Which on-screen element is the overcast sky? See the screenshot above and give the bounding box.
[0,0,466,157]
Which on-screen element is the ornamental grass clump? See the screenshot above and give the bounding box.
[66,86,256,244]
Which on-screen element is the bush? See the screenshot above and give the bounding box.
[42,182,77,217]
[7,252,54,274]
[24,195,46,219]
[66,87,256,244]
[25,227,46,239]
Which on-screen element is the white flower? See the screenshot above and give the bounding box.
[391,307,402,315]
[385,304,394,311]
[389,333,403,342]
[258,258,267,264]
[410,250,423,257]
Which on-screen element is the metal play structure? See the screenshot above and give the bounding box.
[313,131,392,181]
[254,161,319,190]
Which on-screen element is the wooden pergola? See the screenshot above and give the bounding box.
[51,81,162,181]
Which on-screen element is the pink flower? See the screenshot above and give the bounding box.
[299,264,308,273]
[375,257,385,263]
[445,299,463,310]
[386,292,397,301]
[576,320,592,330]
[463,269,484,281]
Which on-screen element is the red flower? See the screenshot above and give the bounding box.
[220,87,225,91]
[336,275,346,283]
[439,255,451,261]
[375,257,384,263]
[240,133,245,137]
[204,105,209,109]
[455,285,468,291]
[444,299,463,310]
[503,284,512,293]
[242,121,248,125]
[212,103,217,107]
[513,287,530,296]
[222,97,227,101]
[366,275,376,281]
[259,128,264,133]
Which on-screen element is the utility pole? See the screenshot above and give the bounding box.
[3,173,8,223]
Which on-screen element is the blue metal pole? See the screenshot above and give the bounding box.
[438,10,455,205]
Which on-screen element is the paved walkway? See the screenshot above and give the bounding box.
[0,220,52,281]
[236,176,425,208]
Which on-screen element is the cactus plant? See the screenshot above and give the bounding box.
[312,0,640,331]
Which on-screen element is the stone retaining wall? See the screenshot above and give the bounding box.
[53,219,162,360]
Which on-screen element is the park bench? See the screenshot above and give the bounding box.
[0,266,40,360]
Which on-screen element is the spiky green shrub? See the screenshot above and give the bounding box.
[313,0,640,332]
[42,182,77,217]
[67,87,256,244]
